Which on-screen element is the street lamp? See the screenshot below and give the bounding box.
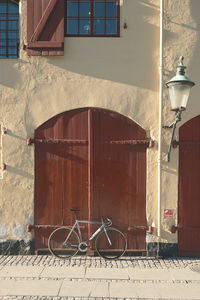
[163,56,195,162]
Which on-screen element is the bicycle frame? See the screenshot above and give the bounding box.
[64,218,112,246]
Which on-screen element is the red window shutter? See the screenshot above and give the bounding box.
[26,0,64,56]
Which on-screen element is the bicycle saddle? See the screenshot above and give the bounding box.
[70,209,80,212]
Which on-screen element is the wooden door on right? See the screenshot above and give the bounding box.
[179,115,200,256]
[90,109,147,253]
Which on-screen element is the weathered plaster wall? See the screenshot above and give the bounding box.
[4,0,200,252]
[161,0,200,246]
[0,0,160,246]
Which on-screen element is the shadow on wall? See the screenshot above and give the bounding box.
[47,0,168,91]
[6,165,34,180]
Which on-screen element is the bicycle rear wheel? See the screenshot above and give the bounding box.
[95,227,127,260]
[48,227,79,259]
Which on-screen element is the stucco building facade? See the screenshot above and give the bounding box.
[0,0,200,257]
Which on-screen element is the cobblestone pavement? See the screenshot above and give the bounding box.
[0,256,200,300]
[0,255,200,269]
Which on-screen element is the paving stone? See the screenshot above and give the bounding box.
[5,279,61,296]
[41,267,85,279]
[59,281,109,297]
[127,267,173,280]
[85,267,129,279]
[170,267,200,280]
[0,266,44,278]
[0,280,14,296]
[110,282,200,299]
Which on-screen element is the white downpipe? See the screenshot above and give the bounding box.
[158,0,164,239]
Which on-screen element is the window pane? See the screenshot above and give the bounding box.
[8,20,18,30]
[67,18,78,34]
[80,19,90,34]
[0,21,6,30]
[94,1,105,17]
[0,14,6,20]
[67,1,78,17]
[106,19,117,34]
[1,39,6,46]
[8,39,17,46]
[8,46,17,56]
[0,31,6,39]
[8,31,17,46]
[8,31,16,39]
[80,1,90,17]
[8,2,18,13]
[94,19,105,34]
[0,2,7,14]
[106,1,117,17]
[8,13,18,20]
[0,47,6,57]
[8,47,15,53]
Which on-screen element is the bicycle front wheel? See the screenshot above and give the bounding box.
[48,227,79,259]
[95,227,127,260]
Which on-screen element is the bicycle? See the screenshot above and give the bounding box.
[48,209,127,260]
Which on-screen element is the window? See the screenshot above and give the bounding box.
[65,0,119,37]
[0,0,19,58]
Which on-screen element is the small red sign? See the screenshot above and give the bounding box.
[164,209,174,219]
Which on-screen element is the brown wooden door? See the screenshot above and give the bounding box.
[34,108,147,253]
[179,115,200,256]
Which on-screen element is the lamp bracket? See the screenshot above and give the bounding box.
[163,109,183,162]
[162,110,182,129]
[163,123,175,129]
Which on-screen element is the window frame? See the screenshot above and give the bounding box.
[65,0,120,37]
[0,0,19,59]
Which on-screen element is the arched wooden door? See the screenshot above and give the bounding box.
[34,108,147,254]
[179,115,200,256]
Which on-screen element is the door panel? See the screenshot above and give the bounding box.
[91,109,146,251]
[34,108,147,253]
[35,109,89,250]
[179,115,200,256]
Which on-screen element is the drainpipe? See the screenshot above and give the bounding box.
[157,0,164,254]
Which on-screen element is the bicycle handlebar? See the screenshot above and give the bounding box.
[103,218,112,227]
